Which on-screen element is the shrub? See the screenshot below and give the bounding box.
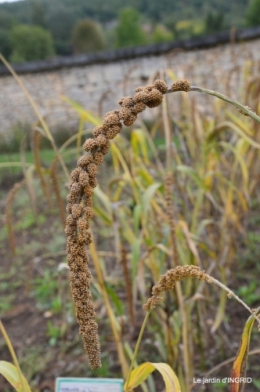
[72,19,105,54]
[10,25,55,63]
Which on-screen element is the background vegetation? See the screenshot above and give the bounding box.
[0,0,259,62]
[1,62,260,390]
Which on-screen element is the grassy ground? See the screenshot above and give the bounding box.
[0,150,260,392]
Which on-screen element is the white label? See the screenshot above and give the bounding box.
[55,378,124,392]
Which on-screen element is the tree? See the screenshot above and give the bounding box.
[246,0,260,26]
[116,7,147,48]
[47,5,77,55]
[10,25,55,63]
[204,11,226,34]
[0,29,12,59]
[152,24,174,43]
[72,19,105,54]
[31,1,47,28]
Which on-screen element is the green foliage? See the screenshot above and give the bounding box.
[246,0,260,26]
[31,0,47,28]
[0,28,12,59]
[204,11,226,34]
[116,7,147,48]
[72,19,105,54]
[0,0,254,58]
[152,24,174,43]
[10,25,55,63]
[46,5,76,55]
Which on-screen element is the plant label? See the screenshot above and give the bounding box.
[55,377,124,392]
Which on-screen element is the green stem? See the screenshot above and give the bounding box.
[125,311,151,391]
[165,86,260,125]
[0,320,28,392]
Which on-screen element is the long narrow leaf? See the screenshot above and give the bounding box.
[0,361,31,392]
[124,362,182,392]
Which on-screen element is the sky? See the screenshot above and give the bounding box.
[0,0,22,2]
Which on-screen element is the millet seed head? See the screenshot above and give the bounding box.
[92,126,104,138]
[133,101,147,113]
[79,171,89,187]
[89,177,98,188]
[93,152,104,165]
[145,88,163,108]
[77,155,93,168]
[118,96,136,108]
[71,204,83,219]
[171,79,191,92]
[86,163,98,177]
[154,79,168,93]
[84,206,94,218]
[95,134,107,147]
[70,168,82,182]
[99,140,110,155]
[83,138,97,152]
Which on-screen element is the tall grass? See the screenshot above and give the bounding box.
[1,54,260,391]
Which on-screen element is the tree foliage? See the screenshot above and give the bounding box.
[152,25,174,43]
[10,25,55,63]
[0,0,254,59]
[31,0,47,28]
[204,11,226,34]
[246,0,260,26]
[72,19,105,54]
[116,7,147,48]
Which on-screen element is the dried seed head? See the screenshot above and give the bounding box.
[146,88,163,108]
[105,124,122,140]
[89,177,98,188]
[118,107,132,120]
[96,134,107,147]
[133,101,147,113]
[84,186,94,197]
[77,155,93,168]
[79,171,89,187]
[143,266,212,311]
[66,203,72,213]
[171,79,191,92]
[87,163,98,177]
[135,86,144,92]
[119,107,137,126]
[93,152,104,165]
[134,90,149,103]
[77,218,89,230]
[99,140,110,155]
[83,138,97,152]
[118,97,136,108]
[154,79,168,93]
[65,225,76,236]
[70,168,82,182]
[124,113,137,126]
[71,204,83,219]
[92,126,104,138]
[84,206,94,218]
[66,214,76,226]
[70,182,82,195]
[85,197,93,207]
[103,111,120,127]
[67,192,77,204]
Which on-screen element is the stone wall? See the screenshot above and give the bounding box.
[1,27,260,137]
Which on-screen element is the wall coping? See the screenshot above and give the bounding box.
[1,26,260,76]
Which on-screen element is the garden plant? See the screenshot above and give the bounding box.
[0,54,260,392]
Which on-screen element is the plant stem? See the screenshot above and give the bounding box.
[207,275,260,325]
[165,86,260,125]
[0,320,28,392]
[125,311,151,391]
